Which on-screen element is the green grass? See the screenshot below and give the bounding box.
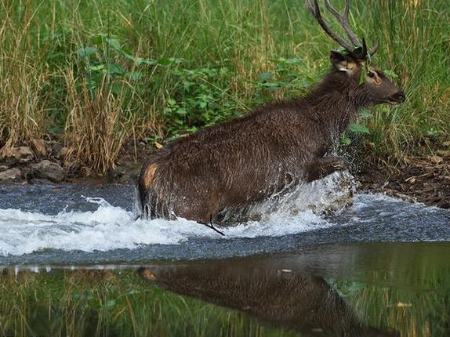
[0,0,448,172]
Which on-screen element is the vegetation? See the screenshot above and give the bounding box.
[0,0,448,173]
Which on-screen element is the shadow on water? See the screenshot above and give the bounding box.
[1,243,449,337]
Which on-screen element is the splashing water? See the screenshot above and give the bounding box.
[1,171,449,261]
[1,172,351,258]
[0,199,328,256]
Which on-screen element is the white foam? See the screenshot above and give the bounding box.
[0,172,356,257]
[0,198,331,256]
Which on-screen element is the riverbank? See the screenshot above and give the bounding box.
[359,149,450,209]
[0,139,147,185]
[0,138,449,210]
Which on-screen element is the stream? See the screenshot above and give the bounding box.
[0,180,449,337]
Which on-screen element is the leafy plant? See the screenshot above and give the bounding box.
[256,57,312,102]
[340,108,372,146]
[75,34,154,96]
[163,65,240,138]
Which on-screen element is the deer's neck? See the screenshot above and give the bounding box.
[303,74,363,136]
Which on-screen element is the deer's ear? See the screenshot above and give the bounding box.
[330,51,358,74]
[330,51,346,64]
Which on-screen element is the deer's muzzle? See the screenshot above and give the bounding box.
[389,91,405,104]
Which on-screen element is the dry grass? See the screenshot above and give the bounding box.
[63,71,130,174]
[0,1,48,156]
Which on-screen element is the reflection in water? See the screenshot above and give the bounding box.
[1,243,449,337]
[139,260,398,337]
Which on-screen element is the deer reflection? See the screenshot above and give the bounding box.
[139,261,398,337]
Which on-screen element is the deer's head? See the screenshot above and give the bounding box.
[308,0,405,106]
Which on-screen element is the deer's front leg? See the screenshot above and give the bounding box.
[304,156,347,182]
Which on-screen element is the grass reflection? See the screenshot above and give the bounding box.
[1,243,449,337]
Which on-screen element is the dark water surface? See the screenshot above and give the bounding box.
[139,242,450,337]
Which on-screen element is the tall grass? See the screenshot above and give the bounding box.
[361,0,450,158]
[63,71,131,174]
[0,1,48,156]
[0,0,448,172]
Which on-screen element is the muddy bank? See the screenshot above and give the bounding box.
[1,139,449,209]
[359,154,450,209]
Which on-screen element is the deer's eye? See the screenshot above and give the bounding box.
[367,71,376,78]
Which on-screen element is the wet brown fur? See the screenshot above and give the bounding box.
[142,164,158,189]
[138,52,404,224]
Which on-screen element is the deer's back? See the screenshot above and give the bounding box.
[143,103,328,206]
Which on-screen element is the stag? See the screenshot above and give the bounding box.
[138,0,405,228]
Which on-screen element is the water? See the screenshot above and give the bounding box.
[1,179,449,337]
[0,179,449,265]
[1,243,449,337]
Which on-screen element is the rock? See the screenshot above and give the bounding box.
[0,168,22,182]
[58,147,69,160]
[31,160,65,182]
[107,166,125,182]
[51,143,63,158]
[0,165,9,172]
[12,146,34,163]
[51,142,62,155]
[30,139,47,157]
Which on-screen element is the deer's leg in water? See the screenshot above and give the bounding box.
[304,156,347,182]
[174,194,221,225]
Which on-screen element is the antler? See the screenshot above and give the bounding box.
[306,0,355,52]
[324,0,360,46]
[306,0,378,58]
[368,42,378,57]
